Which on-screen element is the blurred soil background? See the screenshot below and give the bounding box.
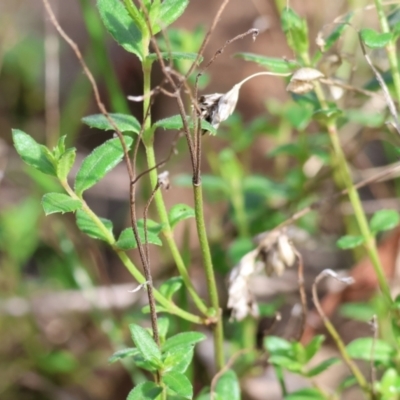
[1,0,400,399]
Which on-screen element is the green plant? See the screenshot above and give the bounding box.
[11,0,400,399]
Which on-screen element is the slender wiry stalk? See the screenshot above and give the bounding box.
[373,0,400,105]
[141,58,209,316]
[193,183,225,370]
[313,271,371,398]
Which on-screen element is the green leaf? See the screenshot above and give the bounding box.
[360,28,393,49]
[168,203,195,228]
[129,324,162,368]
[42,193,82,215]
[158,0,189,31]
[345,109,385,127]
[370,209,400,233]
[154,114,217,135]
[339,302,375,322]
[57,148,76,180]
[304,335,325,362]
[158,317,170,342]
[281,8,309,54]
[214,370,240,400]
[74,136,133,196]
[76,209,113,242]
[126,382,163,400]
[306,357,340,377]
[163,345,194,373]
[163,370,192,399]
[268,355,303,373]
[346,338,394,364]
[159,277,183,300]
[115,219,162,250]
[147,51,202,63]
[234,53,297,73]
[108,347,136,363]
[264,336,293,355]
[82,113,140,134]
[97,0,144,60]
[284,388,326,400]
[163,332,206,353]
[336,234,365,249]
[54,135,66,158]
[12,129,56,176]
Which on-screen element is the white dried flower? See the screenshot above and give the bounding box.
[287,67,324,94]
[158,171,170,190]
[277,235,296,267]
[198,85,240,133]
[198,71,292,134]
[227,250,259,321]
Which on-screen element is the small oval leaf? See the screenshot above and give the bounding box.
[370,209,400,233]
[168,204,195,228]
[42,193,82,215]
[360,28,393,49]
[336,235,365,249]
[74,136,133,196]
[82,113,140,133]
[12,129,56,176]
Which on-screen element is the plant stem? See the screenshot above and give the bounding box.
[60,179,202,324]
[301,52,392,304]
[374,0,400,105]
[193,183,225,370]
[141,58,209,315]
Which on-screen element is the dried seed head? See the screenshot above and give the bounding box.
[266,249,286,276]
[291,67,324,82]
[277,235,296,267]
[227,250,259,321]
[158,171,170,190]
[198,85,240,133]
[287,67,324,94]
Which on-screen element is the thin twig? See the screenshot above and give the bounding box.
[183,0,231,83]
[143,183,160,266]
[312,270,371,396]
[294,249,307,341]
